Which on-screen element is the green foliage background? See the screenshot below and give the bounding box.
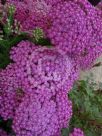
[62,78,102,136]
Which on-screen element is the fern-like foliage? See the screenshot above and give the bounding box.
[62,77,102,136]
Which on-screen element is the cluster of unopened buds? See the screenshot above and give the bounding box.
[11,19,22,35]
[33,27,45,41]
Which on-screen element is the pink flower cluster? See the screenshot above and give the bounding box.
[12,92,72,136]
[47,0,102,69]
[69,128,85,136]
[0,41,79,135]
[10,41,79,94]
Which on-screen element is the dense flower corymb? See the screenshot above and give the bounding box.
[10,41,79,94]
[47,0,102,69]
[0,40,78,135]
[12,91,72,136]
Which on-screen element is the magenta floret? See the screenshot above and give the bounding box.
[69,128,85,136]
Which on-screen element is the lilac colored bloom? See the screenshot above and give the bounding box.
[69,128,85,136]
[0,129,9,136]
[47,0,102,69]
[12,91,72,136]
[10,41,79,94]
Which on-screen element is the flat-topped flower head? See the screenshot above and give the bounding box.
[13,91,72,136]
[10,41,79,94]
[47,0,102,69]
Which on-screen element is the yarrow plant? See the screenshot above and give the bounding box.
[0,0,102,136]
